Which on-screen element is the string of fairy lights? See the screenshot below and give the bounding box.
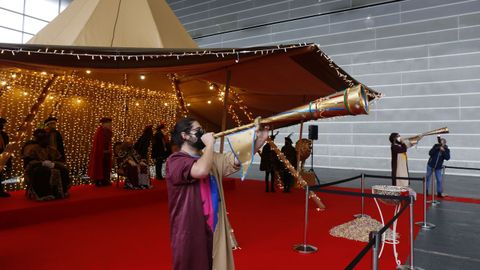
[0,44,308,62]
[169,74,189,117]
[0,69,178,191]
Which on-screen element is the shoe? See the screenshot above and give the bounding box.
[0,191,11,198]
[437,193,445,198]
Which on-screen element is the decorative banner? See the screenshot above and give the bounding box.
[226,127,256,180]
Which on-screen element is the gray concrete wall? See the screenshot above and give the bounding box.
[169,0,480,176]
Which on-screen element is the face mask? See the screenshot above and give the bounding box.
[188,129,205,150]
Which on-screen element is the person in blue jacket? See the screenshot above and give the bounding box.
[426,137,450,198]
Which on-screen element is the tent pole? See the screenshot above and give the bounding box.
[123,74,129,138]
[219,70,231,153]
[169,74,189,118]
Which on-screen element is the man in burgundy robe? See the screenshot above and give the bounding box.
[88,118,113,187]
[166,117,268,270]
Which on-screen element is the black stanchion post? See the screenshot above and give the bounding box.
[442,165,447,196]
[370,231,380,270]
[354,173,370,218]
[399,196,420,270]
[415,177,436,230]
[427,173,440,206]
[293,185,317,254]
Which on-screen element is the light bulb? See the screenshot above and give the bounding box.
[207,100,212,104]
[140,75,146,80]
[86,70,91,74]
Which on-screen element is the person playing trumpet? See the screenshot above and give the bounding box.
[165,117,269,270]
[389,132,417,187]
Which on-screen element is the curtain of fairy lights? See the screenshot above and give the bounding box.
[0,69,177,191]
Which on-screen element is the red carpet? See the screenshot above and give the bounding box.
[0,180,425,270]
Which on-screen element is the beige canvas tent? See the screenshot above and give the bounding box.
[0,0,379,184]
[27,0,197,48]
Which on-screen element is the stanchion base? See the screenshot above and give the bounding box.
[396,265,424,270]
[427,200,440,206]
[353,214,371,219]
[293,244,318,254]
[415,221,436,230]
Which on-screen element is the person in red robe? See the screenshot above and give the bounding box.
[88,117,113,187]
[166,117,268,270]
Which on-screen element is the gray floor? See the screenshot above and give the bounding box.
[233,165,480,199]
[414,201,480,270]
[233,165,480,269]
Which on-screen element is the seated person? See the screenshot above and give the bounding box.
[22,129,71,201]
[117,137,150,189]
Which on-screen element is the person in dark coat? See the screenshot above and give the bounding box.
[152,124,168,179]
[0,117,12,197]
[281,135,297,193]
[426,137,450,197]
[134,125,153,160]
[260,134,277,192]
[44,116,66,162]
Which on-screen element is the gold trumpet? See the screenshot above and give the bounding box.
[406,127,449,145]
[214,84,371,138]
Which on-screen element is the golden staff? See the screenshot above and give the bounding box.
[266,139,326,210]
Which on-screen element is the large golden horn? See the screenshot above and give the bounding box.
[406,127,449,145]
[214,84,370,138]
[420,127,449,137]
